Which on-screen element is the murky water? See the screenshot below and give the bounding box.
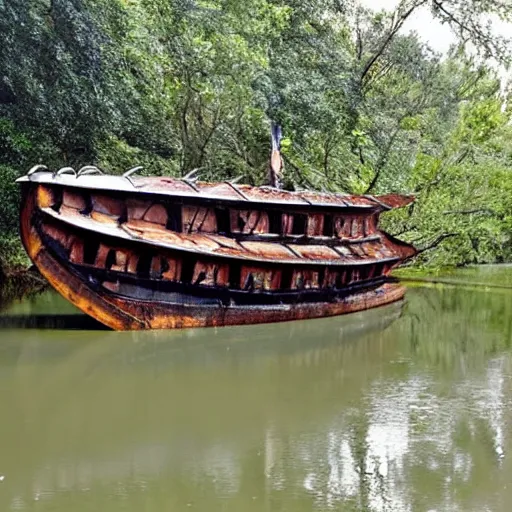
[1,267,512,512]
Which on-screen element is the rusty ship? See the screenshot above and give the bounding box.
[17,157,416,330]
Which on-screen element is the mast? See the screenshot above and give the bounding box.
[269,122,283,189]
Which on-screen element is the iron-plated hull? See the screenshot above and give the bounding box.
[18,169,415,330]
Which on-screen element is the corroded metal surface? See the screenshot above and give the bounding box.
[18,168,416,331]
[17,169,414,211]
[20,206,406,330]
[39,206,405,267]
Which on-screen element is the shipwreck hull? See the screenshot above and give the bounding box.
[18,170,415,330]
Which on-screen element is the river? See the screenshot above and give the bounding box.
[0,266,511,511]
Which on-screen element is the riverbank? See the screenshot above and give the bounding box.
[0,266,48,312]
[394,264,512,288]
[0,236,30,274]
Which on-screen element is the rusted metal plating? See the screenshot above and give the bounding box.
[18,166,416,330]
[18,167,414,211]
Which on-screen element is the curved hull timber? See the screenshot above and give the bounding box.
[18,170,416,330]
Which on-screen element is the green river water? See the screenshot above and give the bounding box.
[1,266,512,511]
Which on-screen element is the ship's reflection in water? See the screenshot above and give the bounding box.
[1,274,512,511]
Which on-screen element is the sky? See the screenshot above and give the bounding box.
[359,0,510,55]
[359,0,456,54]
[359,0,511,85]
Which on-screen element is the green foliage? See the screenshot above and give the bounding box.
[0,165,20,234]
[381,97,512,267]
[0,0,512,269]
[0,164,28,269]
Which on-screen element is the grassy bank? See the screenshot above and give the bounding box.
[0,265,48,312]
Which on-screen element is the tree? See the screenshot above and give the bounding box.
[0,0,511,269]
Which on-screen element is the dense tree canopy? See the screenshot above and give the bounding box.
[0,0,511,269]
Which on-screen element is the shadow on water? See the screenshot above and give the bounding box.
[0,293,405,363]
[0,279,405,335]
[0,314,108,330]
[0,287,108,330]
